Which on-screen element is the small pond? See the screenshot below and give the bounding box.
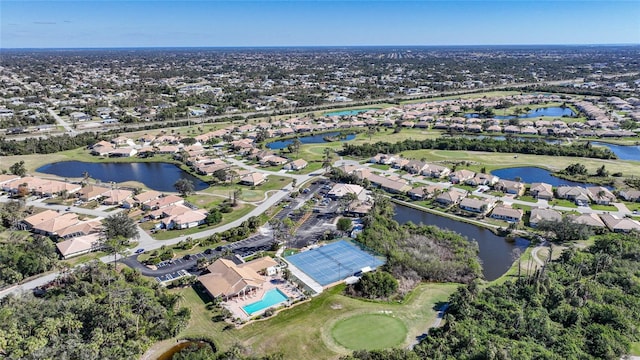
[466,106,576,120]
[490,167,600,187]
[393,204,529,281]
[324,108,377,117]
[36,161,209,192]
[266,131,356,150]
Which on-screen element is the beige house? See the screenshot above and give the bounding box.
[198,257,278,300]
[529,183,554,200]
[240,172,267,186]
[490,205,523,223]
[529,208,562,227]
[283,159,308,171]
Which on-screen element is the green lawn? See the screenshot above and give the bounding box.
[331,314,407,350]
[589,204,618,211]
[549,199,578,208]
[157,283,458,360]
[517,195,538,203]
[369,164,390,171]
[630,342,640,356]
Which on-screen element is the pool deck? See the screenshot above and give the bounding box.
[223,275,304,320]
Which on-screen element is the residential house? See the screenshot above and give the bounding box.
[240,172,267,186]
[369,153,397,165]
[283,159,308,171]
[198,257,278,300]
[600,213,640,233]
[90,141,115,156]
[459,197,495,214]
[435,190,466,206]
[403,160,428,174]
[529,208,562,227]
[407,185,441,200]
[78,184,111,202]
[56,233,103,259]
[494,180,525,196]
[587,186,616,205]
[449,169,475,184]
[32,213,79,237]
[102,189,133,207]
[364,173,411,194]
[571,213,606,229]
[619,189,640,202]
[143,194,184,211]
[134,190,162,207]
[22,210,60,230]
[422,164,451,179]
[556,186,590,206]
[466,173,499,187]
[490,205,523,223]
[529,182,554,200]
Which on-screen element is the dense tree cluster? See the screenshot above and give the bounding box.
[358,197,482,286]
[348,233,640,360]
[0,232,57,287]
[340,137,616,159]
[171,342,284,360]
[347,271,399,300]
[0,133,101,156]
[0,262,190,359]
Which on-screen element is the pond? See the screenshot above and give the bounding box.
[324,108,377,117]
[490,167,598,187]
[266,131,356,150]
[36,161,209,192]
[392,204,529,281]
[466,106,576,120]
[592,142,640,161]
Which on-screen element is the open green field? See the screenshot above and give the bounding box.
[201,175,292,202]
[331,314,407,350]
[400,90,521,104]
[398,149,640,178]
[149,282,458,360]
[631,342,640,356]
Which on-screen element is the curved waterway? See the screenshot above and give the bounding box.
[36,161,209,192]
[266,131,356,150]
[392,203,528,281]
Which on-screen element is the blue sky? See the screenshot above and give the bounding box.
[1,1,639,48]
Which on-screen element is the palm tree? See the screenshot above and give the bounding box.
[322,148,334,173]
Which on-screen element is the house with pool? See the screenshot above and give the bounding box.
[198,256,304,319]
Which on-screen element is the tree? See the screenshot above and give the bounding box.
[232,188,242,206]
[337,217,353,234]
[367,126,376,141]
[206,208,222,225]
[103,212,139,243]
[174,178,195,196]
[287,138,302,156]
[9,161,26,177]
[322,147,334,173]
[596,165,609,177]
[353,271,398,299]
[537,216,592,242]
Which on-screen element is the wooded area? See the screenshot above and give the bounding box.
[340,137,617,159]
[0,262,190,359]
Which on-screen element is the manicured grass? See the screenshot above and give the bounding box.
[589,204,618,211]
[517,195,538,203]
[164,283,458,360]
[549,199,579,208]
[623,201,640,212]
[331,314,407,350]
[630,342,640,356]
[185,194,224,209]
[400,90,521,104]
[201,176,292,202]
[369,164,390,171]
[512,203,532,213]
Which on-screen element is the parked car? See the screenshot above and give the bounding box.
[135,248,145,254]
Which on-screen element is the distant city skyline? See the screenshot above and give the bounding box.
[1,1,639,49]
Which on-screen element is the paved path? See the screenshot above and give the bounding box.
[47,108,77,135]
[409,303,449,348]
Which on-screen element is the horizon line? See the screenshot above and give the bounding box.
[2,43,639,51]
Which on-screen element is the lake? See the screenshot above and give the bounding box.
[36,161,209,192]
[392,204,529,281]
[466,106,576,120]
[592,142,640,161]
[491,167,598,187]
[266,131,356,150]
[324,108,377,117]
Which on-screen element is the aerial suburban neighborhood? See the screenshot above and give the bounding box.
[1,3,640,358]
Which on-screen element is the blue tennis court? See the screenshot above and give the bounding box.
[286,240,384,286]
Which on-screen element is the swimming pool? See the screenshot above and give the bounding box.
[242,289,289,315]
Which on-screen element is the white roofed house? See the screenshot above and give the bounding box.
[90,140,115,156]
[102,189,134,208]
[466,173,499,187]
[283,159,308,171]
[239,172,267,186]
[490,205,523,223]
